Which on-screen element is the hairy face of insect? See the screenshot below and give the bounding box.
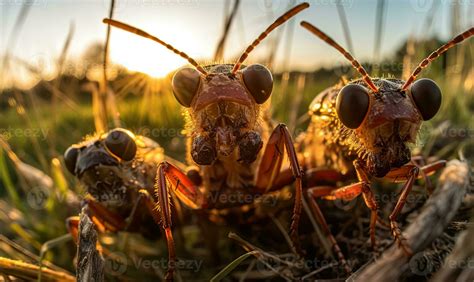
[175,64,271,165]
[64,129,138,208]
[339,78,442,177]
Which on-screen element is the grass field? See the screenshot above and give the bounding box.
[0,1,473,281]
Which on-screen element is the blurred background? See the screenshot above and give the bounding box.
[0,0,473,279]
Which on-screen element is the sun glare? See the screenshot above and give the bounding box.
[109,26,201,78]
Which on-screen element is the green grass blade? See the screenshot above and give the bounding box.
[0,147,21,208]
[210,251,258,282]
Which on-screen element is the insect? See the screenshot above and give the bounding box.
[298,21,473,257]
[64,128,186,242]
[101,3,310,280]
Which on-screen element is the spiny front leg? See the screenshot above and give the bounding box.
[384,160,446,256]
[386,159,446,193]
[387,166,418,256]
[353,161,379,252]
[255,124,304,256]
[156,161,207,281]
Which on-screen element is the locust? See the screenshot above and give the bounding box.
[64,128,185,241]
[67,3,312,280]
[298,21,473,259]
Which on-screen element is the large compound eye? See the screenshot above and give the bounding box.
[242,64,273,104]
[336,84,370,129]
[409,78,441,121]
[105,128,137,161]
[64,146,79,175]
[172,67,201,107]
[191,135,216,165]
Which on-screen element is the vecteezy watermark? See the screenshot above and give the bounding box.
[409,251,433,276]
[410,0,474,13]
[332,191,426,211]
[257,0,354,15]
[0,127,50,141]
[131,257,203,273]
[207,191,280,207]
[333,60,406,77]
[26,186,79,210]
[0,0,46,6]
[311,0,354,8]
[105,0,199,14]
[105,252,128,275]
[253,253,345,273]
[409,250,474,277]
[135,126,186,139]
[105,252,203,276]
[26,186,50,210]
[443,257,474,270]
[441,127,474,139]
[409,0,435,13]
[256,0,283,14]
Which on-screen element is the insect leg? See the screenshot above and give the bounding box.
[67,201,123,258]
[66,216,80,244]
[156,161,207,281]
[353,161,379,252]
[306,185,356,273]
[411,156,434,193]
[388,166,419,256]
[385,160,446,181]
[83,195,127,232]
[255,124,303,256]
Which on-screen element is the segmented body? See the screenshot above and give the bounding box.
[300,78,420,177]
[70,133,169,235]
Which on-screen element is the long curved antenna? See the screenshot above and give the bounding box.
[103,19,208,75]
[402,27,474,90]
[300,21,379,93]
[231,2,309,74]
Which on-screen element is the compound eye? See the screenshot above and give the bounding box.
[105,128,137,161]
[191,135,216,165]
[336,84,370,129]
[172,67,201,107]
[242,64,273,104]
[64,146,80,175]
[409,78,442,121]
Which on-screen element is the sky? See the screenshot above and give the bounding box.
[1,0,473,88]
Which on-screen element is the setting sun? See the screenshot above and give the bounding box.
[0,1,472,281]
[108,24,203,78]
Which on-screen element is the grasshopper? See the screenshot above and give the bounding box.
[299,21,473,259]
[71,3,312,280]
[64,128,182,240]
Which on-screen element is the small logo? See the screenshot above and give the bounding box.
[26,186,50,210]
[333,60,353,77]
[409,251,433,276]
[105,252,128,275]
[409,0,434,13]
[257,0,283,14]
[333,197,357,211]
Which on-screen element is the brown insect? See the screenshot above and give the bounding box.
[298,21,473,260]
[64,128,174,237]
[99,3,310,280]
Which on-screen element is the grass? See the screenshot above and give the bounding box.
[0,18,473,280]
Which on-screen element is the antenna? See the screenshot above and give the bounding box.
[300,21,379,93]
[402,27,474,90]
[103,18,208,75]
[231,2,309,74]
